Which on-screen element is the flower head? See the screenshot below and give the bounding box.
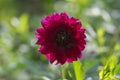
[36,12,86,64]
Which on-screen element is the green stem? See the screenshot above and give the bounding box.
[60,65,64,80]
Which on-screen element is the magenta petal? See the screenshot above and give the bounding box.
[60,12,69,19]
[50,53,56,64]
[35,33,41,38]
[56,53,67,64]
[41,20,50,28]
[36,39,44,45]
[78,45,85,50]
[79,53,82,58]
[38,46,50,54]
[66,46,81,61]
[68,17,79,25]
[36,28,45,36]
[67,59,73,62]
[45,53,50,60]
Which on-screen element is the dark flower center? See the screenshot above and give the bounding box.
[55,30,71,47]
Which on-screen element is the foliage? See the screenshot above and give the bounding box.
[0,0,120,80]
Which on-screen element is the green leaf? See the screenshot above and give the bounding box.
[83,59,99,72]
[108,56,118,71]
[99,55,119,80]
[73,61,84,80]
[16,13,29,34]
[114,64,120,75]
[97,28,105,46]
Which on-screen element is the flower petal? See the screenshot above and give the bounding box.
[57,53,67,64]
[38,46,50,54]
[36,39,44,45]
[50,53,56,64]
[36,28,45,36]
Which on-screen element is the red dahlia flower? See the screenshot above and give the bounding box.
[36,12,86,65]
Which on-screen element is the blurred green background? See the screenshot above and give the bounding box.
[0,0,120,80]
